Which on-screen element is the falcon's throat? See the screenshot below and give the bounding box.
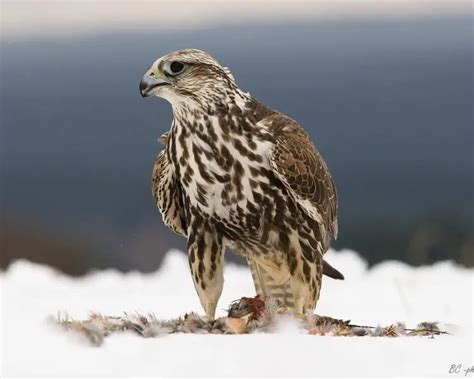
[171,88,254,137]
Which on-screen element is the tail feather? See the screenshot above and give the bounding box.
[322,260,344,280]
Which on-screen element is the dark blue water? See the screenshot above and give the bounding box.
[2,18,473,271]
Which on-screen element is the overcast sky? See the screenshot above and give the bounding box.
[2,0,471,41]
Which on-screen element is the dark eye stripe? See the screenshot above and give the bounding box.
[170,61,184,74]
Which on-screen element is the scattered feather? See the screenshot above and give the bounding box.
[55,296,450,346]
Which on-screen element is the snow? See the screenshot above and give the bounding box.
[1,249,473,377]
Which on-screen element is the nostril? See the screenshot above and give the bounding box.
[149,72,155,77]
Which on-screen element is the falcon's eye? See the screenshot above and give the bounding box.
[169,61,185,75]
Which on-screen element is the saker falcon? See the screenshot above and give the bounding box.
[140,49,343,318]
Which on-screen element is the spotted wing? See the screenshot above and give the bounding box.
[152,150,187,236]
[266,115,338,246]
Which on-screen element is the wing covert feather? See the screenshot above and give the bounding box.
[264,115,338,241]
[152,149,187,236]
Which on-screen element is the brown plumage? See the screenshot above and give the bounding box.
[142,49,342,317]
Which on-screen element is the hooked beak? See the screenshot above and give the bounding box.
[139,71,171,98]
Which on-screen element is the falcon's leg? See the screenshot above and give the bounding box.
[287,243,323,314]
[248,254,336,312]
[247,257,294,308]
[187,221,224,318]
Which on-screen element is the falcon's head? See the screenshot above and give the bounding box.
[139,49,236,105]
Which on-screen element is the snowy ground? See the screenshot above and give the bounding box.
[1,249,472,377]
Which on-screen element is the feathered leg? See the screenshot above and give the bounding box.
[248,256,342,311]
[247,257,294,309]
[187,220,224,318]
[288,240,323,314]
[247,248,324,314]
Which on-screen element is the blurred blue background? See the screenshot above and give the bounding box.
[1,1,472,274]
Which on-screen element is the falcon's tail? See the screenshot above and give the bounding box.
[322,260,344,280]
